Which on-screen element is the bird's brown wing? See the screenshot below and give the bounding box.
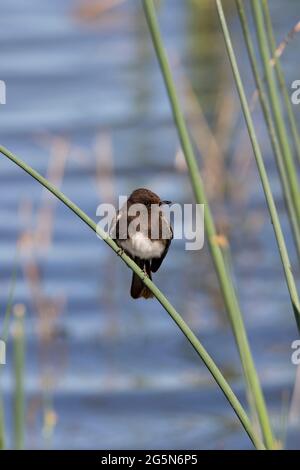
[151,226,173,273]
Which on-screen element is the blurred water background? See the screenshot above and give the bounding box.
[0,0,300,449]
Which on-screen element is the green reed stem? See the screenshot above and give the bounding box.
[262,0,300,165]
[216,1,300,333]
[251,0,300,226]
[142,0,274,449]
[13,310,25,450]
[0,258,18,449]
[0,396,5,450]
[0,145,264,449]
[236,0,300,264]
[2,256,18,343]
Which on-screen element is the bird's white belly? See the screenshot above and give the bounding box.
[120,233,164,259]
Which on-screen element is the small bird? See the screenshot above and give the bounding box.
[110,188,173,299]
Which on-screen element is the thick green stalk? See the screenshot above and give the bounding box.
[216,1,300,332]
[0,145,264,449]
[142,0,274,449]
[251,0,300,226]
[236,0,300,263]
[262,0,300,165]
[0,397,5,450]
[13,310,25,450]
[0,259,18,449]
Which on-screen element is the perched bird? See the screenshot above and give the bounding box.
[110,188,173,299]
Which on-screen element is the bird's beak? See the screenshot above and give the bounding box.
[160,200,172,206]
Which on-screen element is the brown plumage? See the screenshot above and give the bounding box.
[110,188,173,299]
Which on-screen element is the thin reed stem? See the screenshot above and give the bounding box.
[251,0,300,226]
[13,306,25,450]
[0,144,264,449]
[0,258,18,449]
[262,0,300,165]
[235,0,300,264]
[216,1,300,332]
[2,256,18,343]
[142,0,274,449]
[0,398,4,450]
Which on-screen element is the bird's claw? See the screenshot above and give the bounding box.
[117,247,125,257]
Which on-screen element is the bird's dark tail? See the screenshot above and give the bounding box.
[130,259,153,299]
